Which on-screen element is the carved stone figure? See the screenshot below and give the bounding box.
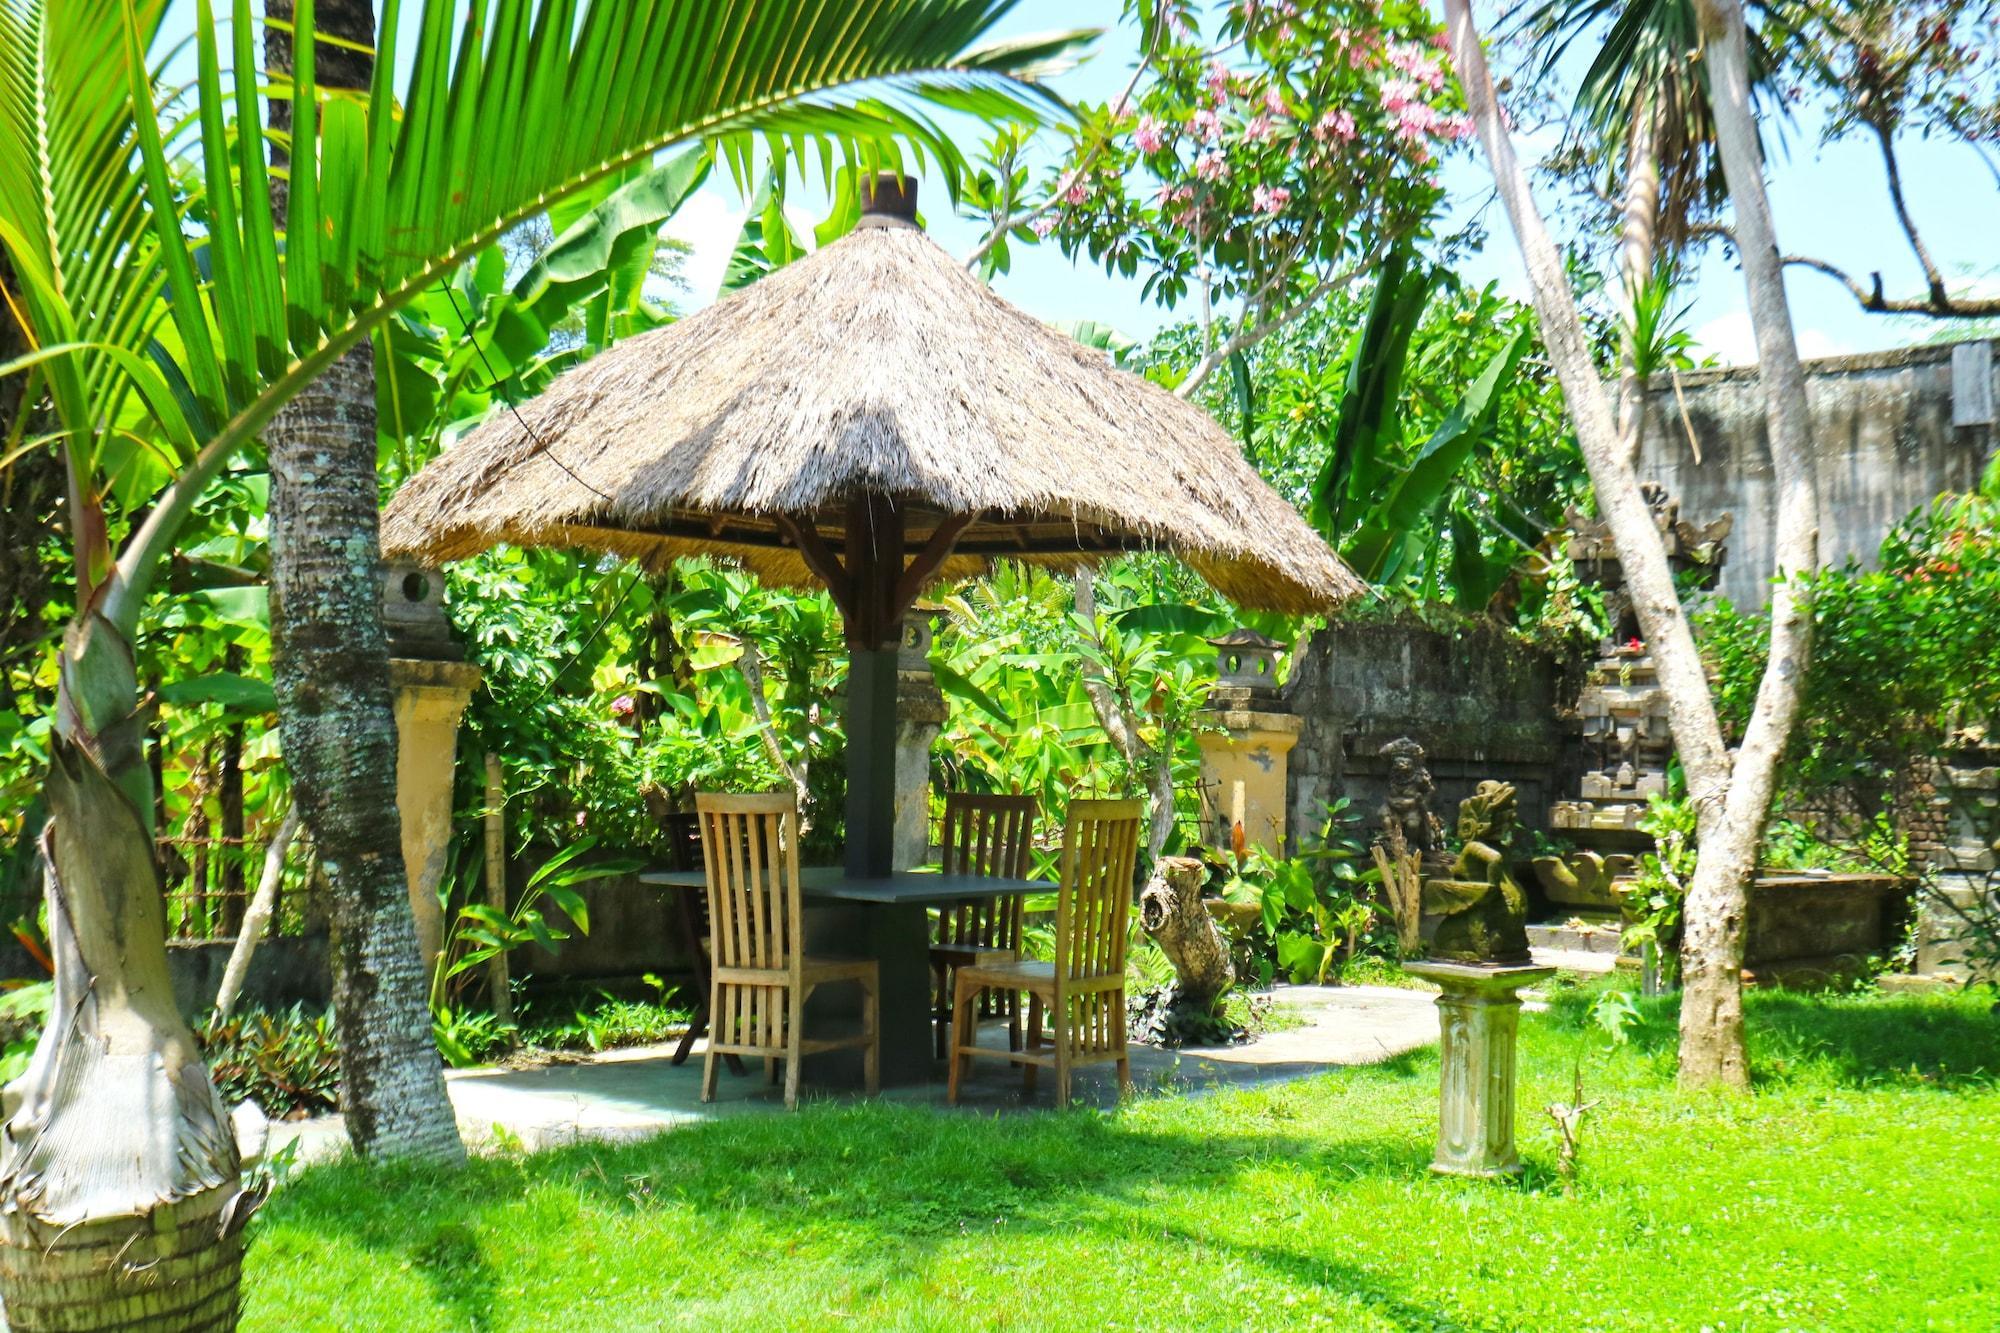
[1421,780,1531,965]
[1377,737,1445,858]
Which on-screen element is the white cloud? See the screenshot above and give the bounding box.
[1691,309,1853,367]
[660,185,820,309]
[661,189,746,308]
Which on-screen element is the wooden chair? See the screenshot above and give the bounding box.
[695,793,879,1108]
[948,799,1142,1109]
[929,793,1039,1058]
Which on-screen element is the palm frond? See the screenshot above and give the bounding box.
[1,0,1086,630]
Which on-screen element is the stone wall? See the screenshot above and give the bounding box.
[1284,618,1576,849]
[166,932,331,1018]
[1638,339,1998,609]
[1916,753,1999,980]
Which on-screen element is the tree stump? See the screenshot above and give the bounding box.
[1139,856,1235,1009]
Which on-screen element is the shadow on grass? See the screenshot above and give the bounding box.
[261,1090,1463,1324]
[1536,977,2000,1090]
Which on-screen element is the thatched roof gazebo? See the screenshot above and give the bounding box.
[383,174,1360,875]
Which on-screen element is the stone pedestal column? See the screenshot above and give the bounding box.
[892,618,945,871]
[390,657,481,971]
[1197,688,1302,855]
[1402,960,1555,1178]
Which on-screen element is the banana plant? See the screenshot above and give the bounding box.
[1305,247,1536,606]
[0,0,1085,1323]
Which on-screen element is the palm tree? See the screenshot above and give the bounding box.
[0,1,1081,1325]
[1515,0,1782,462]
[258,0,466,1168]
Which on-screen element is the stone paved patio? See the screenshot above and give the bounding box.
[274,983,1449,1163]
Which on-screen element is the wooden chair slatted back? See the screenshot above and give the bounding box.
[1054,799,1143,985]
[937,793,1038,950]
[695,792,803,979]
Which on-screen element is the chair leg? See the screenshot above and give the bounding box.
[1023,992,1041,1095]
[700,983,723,1103]
[1053,999,1071,1109]
[783,987,804,1111]
[947,974,976,1105]
[861,973,880,1097]
[764,1057,779,1087]
[933,960,951,1062]
[1007,989,1021,1053]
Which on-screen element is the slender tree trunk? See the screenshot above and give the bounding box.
[1614,112,1661,469]
[214,804,303,1020]
[264,0,463,1160]
[1444,0,1816,1087]
[1072,570,1176,858]
[1677,0,1820,1088]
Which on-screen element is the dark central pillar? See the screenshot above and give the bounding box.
[842,492,905,879]
[844,646,900,877]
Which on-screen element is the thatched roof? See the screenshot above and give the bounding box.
[381,199,1362,614]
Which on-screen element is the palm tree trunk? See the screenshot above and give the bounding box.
[1614,111,1661,469]
[0,622,250,1330]
[263,0,463,1162]
[1678,0,1820,1089]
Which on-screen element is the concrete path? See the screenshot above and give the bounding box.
[274,983,1443,1163]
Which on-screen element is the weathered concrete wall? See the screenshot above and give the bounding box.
[167,932,331,1019]
[1284,618,1576,849]
[1638,339,1998,608]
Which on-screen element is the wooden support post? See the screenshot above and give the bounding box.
[483,752,514,1026]
[844,494,905,879]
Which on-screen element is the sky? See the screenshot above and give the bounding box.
[176,2,1996,368]
[652,0,1996,368]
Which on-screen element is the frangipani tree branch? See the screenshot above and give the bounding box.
[1174,253,1374,399]
[963,3,1167,271]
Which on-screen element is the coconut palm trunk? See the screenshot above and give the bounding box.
[1614,108,1661,468]
[261,0,464,1163]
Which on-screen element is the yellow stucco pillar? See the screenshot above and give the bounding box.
[1197,700,1302,855]
[390,657,482,972]
[1199,630,1301,854]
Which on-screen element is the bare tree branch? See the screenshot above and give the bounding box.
[1870,122,1951,307]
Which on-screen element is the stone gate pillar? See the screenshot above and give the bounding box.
[893,612,944,870]
[384,561,480,971]
[1197,630,1301,855]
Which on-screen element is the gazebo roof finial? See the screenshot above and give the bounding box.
[859,170,918,224]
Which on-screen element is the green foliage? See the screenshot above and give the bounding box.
[931,557,1235,836]
[1141,271,1586,629]
[440,839,637,997]
[447,552,801,856]
[0,981,52,1084]
[1214,799,1387,984]
[1621,793,1696,977]
[1700,494,2000,800]
[1015,1,1459,321]
[517,978,693,1056]
[196,1004,341,1118]
[249,986,2000,1330]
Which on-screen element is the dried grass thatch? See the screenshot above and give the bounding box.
[381,211,1362,613]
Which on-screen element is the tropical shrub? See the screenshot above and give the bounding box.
[196,1004,341,1119]
[1700,494,2000,804]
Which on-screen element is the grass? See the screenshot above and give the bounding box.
[246,983,2000,1331]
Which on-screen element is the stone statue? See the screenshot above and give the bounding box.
[1377,737,1445,858]
[1421,780,1531,965]
[1373,738,1445,952]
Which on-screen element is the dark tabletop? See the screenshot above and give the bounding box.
[637,867,1046,906]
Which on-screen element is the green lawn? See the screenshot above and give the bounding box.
[247,983,2000,1331]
